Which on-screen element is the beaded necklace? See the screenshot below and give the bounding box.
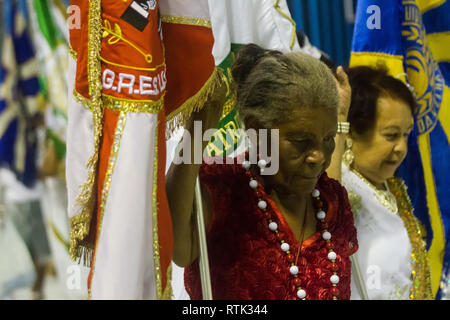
[243,159,340,300]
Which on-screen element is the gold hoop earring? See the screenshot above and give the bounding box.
[343,138,354,166]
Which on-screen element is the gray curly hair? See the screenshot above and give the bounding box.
[232,44,338,128]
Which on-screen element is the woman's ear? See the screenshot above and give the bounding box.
[349,129,368,144]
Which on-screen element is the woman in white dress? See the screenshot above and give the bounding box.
[328,66,433,300]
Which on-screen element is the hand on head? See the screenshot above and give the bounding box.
[334,66,351,121]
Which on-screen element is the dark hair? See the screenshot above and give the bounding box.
[346,66,416,135]
[231,44,338,128]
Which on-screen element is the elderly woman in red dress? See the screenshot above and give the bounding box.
[166,44,357,300]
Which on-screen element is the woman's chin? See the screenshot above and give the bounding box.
[292,179,319,195]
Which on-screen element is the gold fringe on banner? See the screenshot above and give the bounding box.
[69,0,103,266]
[165,67,224,139]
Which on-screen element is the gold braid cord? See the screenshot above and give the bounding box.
[102,93,165,113]
[166,67,224,138]
[69,0,104,265]
[161,15,211,28]
[388,177,434,300]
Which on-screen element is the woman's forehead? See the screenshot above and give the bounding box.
[277,107,337,132]
[375,96,414,128]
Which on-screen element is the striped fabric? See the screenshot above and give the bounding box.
[0,0,42,188]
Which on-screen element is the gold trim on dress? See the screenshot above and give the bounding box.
[161,15,211,28]
[347,190,362,219]
[388,177,433,300]
[349,166,398,213]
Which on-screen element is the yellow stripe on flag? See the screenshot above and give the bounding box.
[438,86,450,145]
[416,0,446,13]
[418,133,446,296]
[427,32,450,63]
[349,53,406,81]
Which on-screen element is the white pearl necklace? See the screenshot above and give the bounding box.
[243,159,340,300]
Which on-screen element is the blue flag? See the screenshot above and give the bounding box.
[350,0,450,298]
[0,0,42,187]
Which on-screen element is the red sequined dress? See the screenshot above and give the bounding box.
[185,157,358,300]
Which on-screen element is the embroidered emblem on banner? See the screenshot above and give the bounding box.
[102,68,166,97]
[100,0,165,105]
[401,0,444,135]
[205,108,243,157]
[121,0,156,31]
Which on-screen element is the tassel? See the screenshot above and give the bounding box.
[69,0,103,263]
[165,67,224,139]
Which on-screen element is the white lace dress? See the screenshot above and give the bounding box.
[342,163,432,300]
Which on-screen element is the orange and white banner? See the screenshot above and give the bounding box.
[67,0,222,299]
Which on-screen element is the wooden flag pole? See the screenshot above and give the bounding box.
[350,253,369,300]
[194,176,213,300]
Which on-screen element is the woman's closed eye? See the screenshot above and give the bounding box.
[289,139,310,153]
[384,130,412,141]
[384,132,400,141]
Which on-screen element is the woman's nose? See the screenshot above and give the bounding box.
[394,136,408,155]
[305,149,326,166]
